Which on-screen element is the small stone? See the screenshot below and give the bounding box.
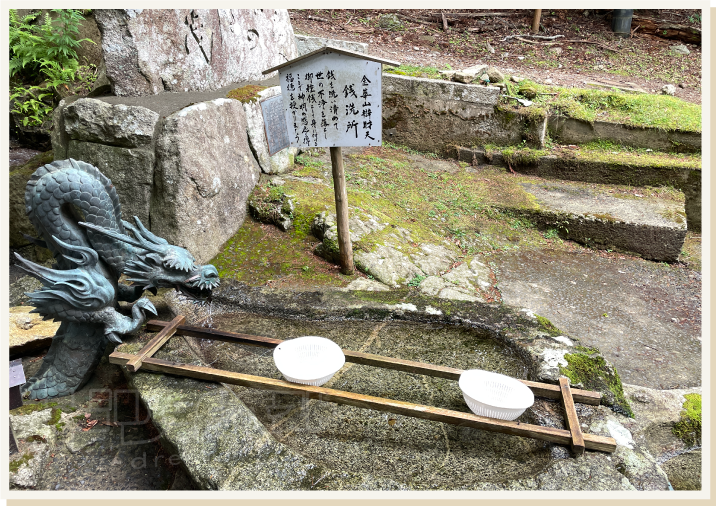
[485,41,495,54]
[377,13,403,31]
[485,67,505,83]
[517,56,524,60]
[661,84,676,96]
[544,78,553,85]
[510,76,524,83]
[670,44,690,55]
[550,47,563,55]
[413,46,420,51]
[630,391,650,403]
[394,36,402,42]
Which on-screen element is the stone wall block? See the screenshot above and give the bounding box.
[153,98,261,264]
[95,9,297,96]
[66,140,154,226]
[51,98,69,160]
[295,34,368,56]
[63,98,159,148]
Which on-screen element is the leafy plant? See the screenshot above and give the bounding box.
[407,274,427,287]
[9,9,95,127]
[9,86,53,127]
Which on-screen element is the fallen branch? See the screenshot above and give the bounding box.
[428,12,512,18]
[441,12,448,31]
[307,15,330,23]
[632,15,700,44]
[501,34,564,41]
[395,13,436,26]
[561,39,621,53]
[507,36,620,53]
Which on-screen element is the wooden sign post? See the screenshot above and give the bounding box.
[263,48,399,274]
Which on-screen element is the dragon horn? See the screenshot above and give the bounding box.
[122,219,169,253]
[51,236,99,267]
[79,221,164,254]
[132,216,169,245]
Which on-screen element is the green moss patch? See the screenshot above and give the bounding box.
[535,315,562,337]
[9,452,34,473]
[44,406,63,429]
[672,393,701,446]
[10,401,57,416]
[515,80,701,133]
[559,346,633,417]
[226,85,267,104]
[384,64,446,80]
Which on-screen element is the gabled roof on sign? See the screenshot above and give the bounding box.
[262,46,400,75]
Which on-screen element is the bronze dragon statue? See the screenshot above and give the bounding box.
[15,158,220,399]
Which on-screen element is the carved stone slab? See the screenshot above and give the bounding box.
[95,9,297,96]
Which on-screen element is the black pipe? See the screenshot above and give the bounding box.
[611,9,634,38]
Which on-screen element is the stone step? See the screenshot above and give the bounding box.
[453,146,701,233]
[497,178,687,262]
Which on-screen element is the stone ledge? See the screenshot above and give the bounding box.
[453,146,701,233]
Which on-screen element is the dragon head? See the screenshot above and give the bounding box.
[80,217,220,303]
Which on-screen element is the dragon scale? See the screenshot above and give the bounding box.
[16,159,220,399]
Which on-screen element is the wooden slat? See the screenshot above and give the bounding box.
[559,377,585,456]
[145,320,603,406]
[126,315,185,372]
[108,351,616,453]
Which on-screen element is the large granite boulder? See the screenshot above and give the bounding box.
[153,98,261,263]
[94,9,297,96]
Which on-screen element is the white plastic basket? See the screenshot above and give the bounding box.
[273,336,346,386]
[458,369,535,421]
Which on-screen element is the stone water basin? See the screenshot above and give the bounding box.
[192,313,544,489]
[120,286,653,490]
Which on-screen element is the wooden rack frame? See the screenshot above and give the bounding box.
[109,318,616,454]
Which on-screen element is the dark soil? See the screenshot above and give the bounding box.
[289,9,702,104]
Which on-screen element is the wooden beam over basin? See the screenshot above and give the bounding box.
[145,320,602,406]
[109,351,617,453]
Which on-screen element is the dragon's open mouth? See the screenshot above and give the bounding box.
[175,283,213,303]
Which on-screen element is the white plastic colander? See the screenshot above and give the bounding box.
[273,336,346,386]
[458,369,535,421]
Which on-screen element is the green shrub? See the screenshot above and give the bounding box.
[9,9,95,127]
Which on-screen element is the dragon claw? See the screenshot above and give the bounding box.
[135,298,158,316]
[106,332,123,344]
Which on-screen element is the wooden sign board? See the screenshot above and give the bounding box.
[278,51,382,148]
[260,94,291,156]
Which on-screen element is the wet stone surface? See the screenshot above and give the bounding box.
[191,313,557,489]
[492,249,701,389]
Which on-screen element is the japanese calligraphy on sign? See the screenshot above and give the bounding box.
[260,94,291,156]
[278,52,382,148]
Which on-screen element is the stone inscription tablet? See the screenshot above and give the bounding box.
[260,94,291,156]
[278,52,382,148]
